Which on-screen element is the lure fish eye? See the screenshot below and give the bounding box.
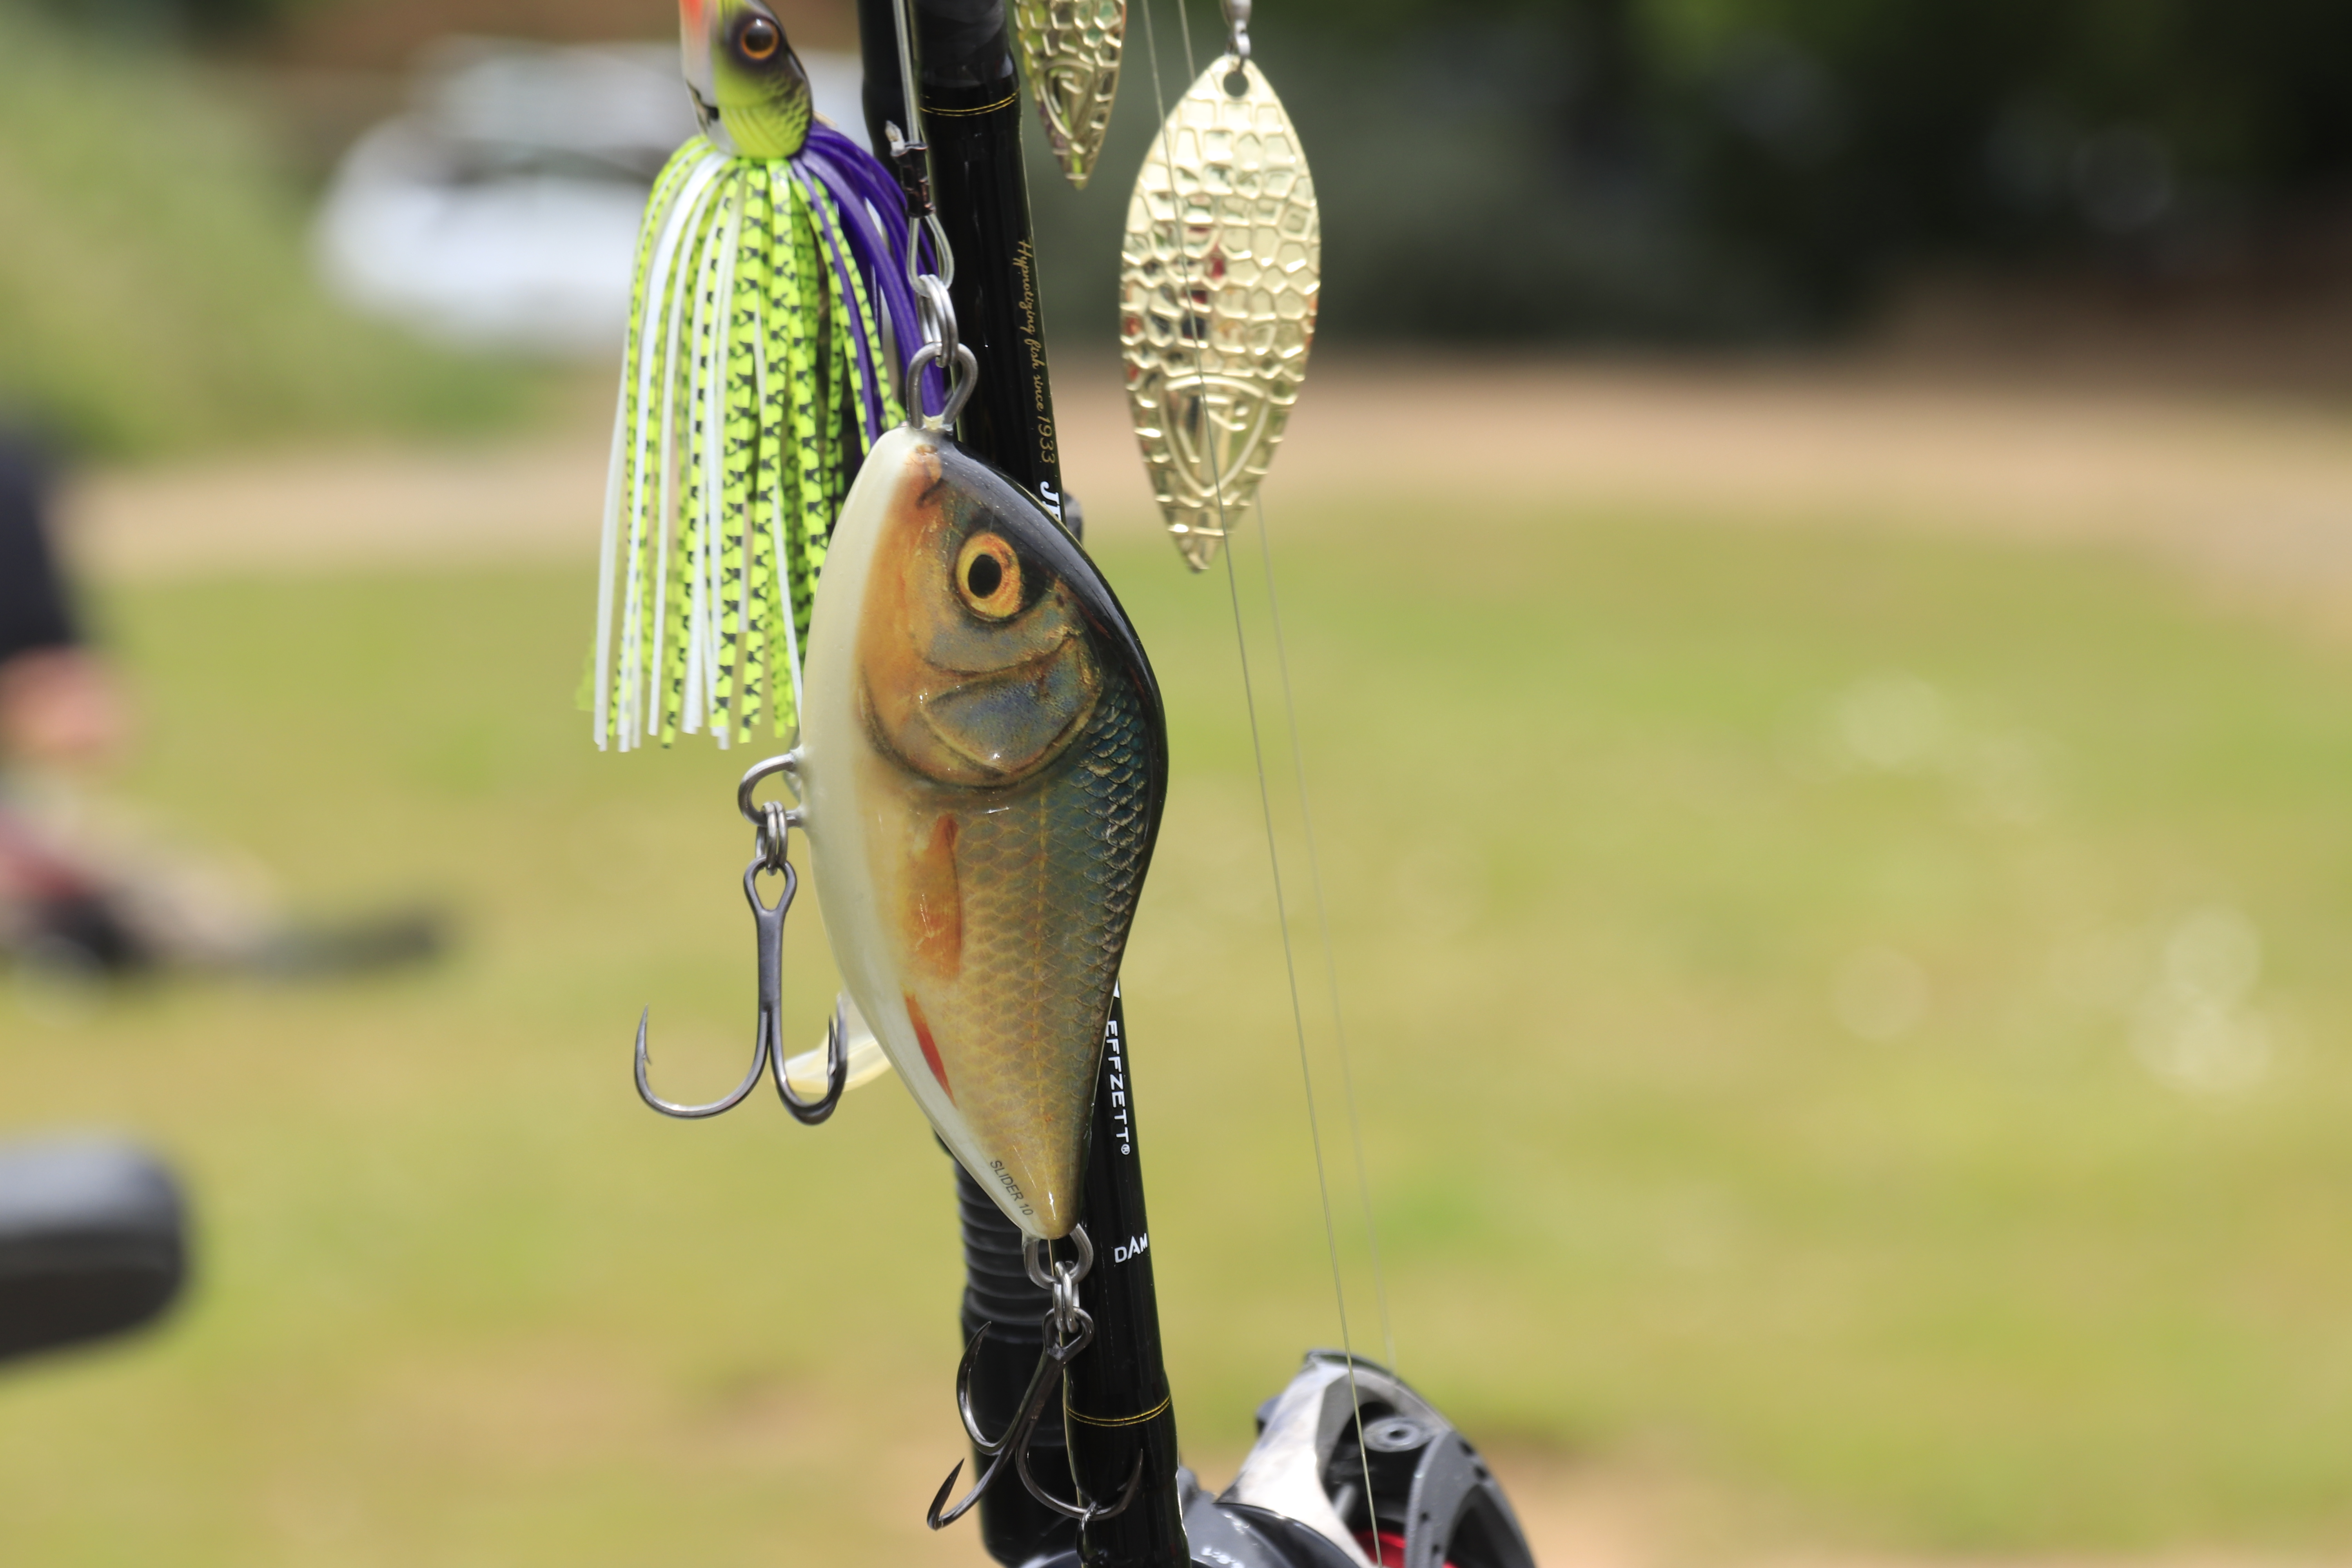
[738,15,780,60]
[954,534,1023,619]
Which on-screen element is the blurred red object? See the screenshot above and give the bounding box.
[1357,1530,1455,1568]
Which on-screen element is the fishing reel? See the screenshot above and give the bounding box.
[1174,1352,1537,1568]
[993,1346,1537,1568]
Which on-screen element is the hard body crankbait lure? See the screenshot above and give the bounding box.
[799,425,1168,1240]
[590,0,935,753]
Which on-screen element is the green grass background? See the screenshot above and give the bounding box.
[7,498,2352,1563]
[0,4,534,458]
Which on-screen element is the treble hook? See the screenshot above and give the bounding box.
[634,757,847,1123]
[1018,1421,1145,1525]
[927,1229,1145,1529]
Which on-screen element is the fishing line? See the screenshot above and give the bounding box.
[1140,0,1382,1520]
[1250,493,1397,1375]
[1163,0,1397,1376]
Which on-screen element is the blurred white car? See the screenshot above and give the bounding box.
[315,37,865,356]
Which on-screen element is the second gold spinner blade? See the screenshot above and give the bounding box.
[1120,56,1319,571]
[1015,0,1124,188]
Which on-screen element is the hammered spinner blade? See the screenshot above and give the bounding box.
[1015,0,1124,189]
[1119,56,1319,572]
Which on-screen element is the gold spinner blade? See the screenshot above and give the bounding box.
[1014,0,1124,189]
[1119,56,1319,572]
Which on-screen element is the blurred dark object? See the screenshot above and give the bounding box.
[38,0,2352,346]
[1029,0,2352,344]
[248,907,449,978]
[2,875,451,984]
[1639,0,2352,332]
[0,431,125,769]
[24,0,287,40]
[65,0,846,56]
[0,1138,187,1366]
[1291,0,2352,338]
[0,434,76,670]
[0,422,449,983]
[8,892,151,980]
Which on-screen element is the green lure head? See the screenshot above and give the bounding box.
[679,0,813,159]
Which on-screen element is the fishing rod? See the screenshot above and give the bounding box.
[849,7,1542,1564]
[849,7,1181,1560]
[590,2,1539,1564]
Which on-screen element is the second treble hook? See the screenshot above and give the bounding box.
[635,755,847,1125]
[927,1227,1144,1530]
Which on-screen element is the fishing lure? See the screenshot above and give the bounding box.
[589,0,937,753]
[629,229,1160,1530]
[799,424,1169,1241]
[1015,0,1126,188]
[1120,0,1319,570]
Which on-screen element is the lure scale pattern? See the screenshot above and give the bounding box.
[942,671,1153,1222]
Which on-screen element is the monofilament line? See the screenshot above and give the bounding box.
[1250,492,1397,1375]
[1162,0,1395,1381]
[1165,0,1391,1381]
[1142,0,1381,1523]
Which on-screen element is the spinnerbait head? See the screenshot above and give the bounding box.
[680,0,812,159]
